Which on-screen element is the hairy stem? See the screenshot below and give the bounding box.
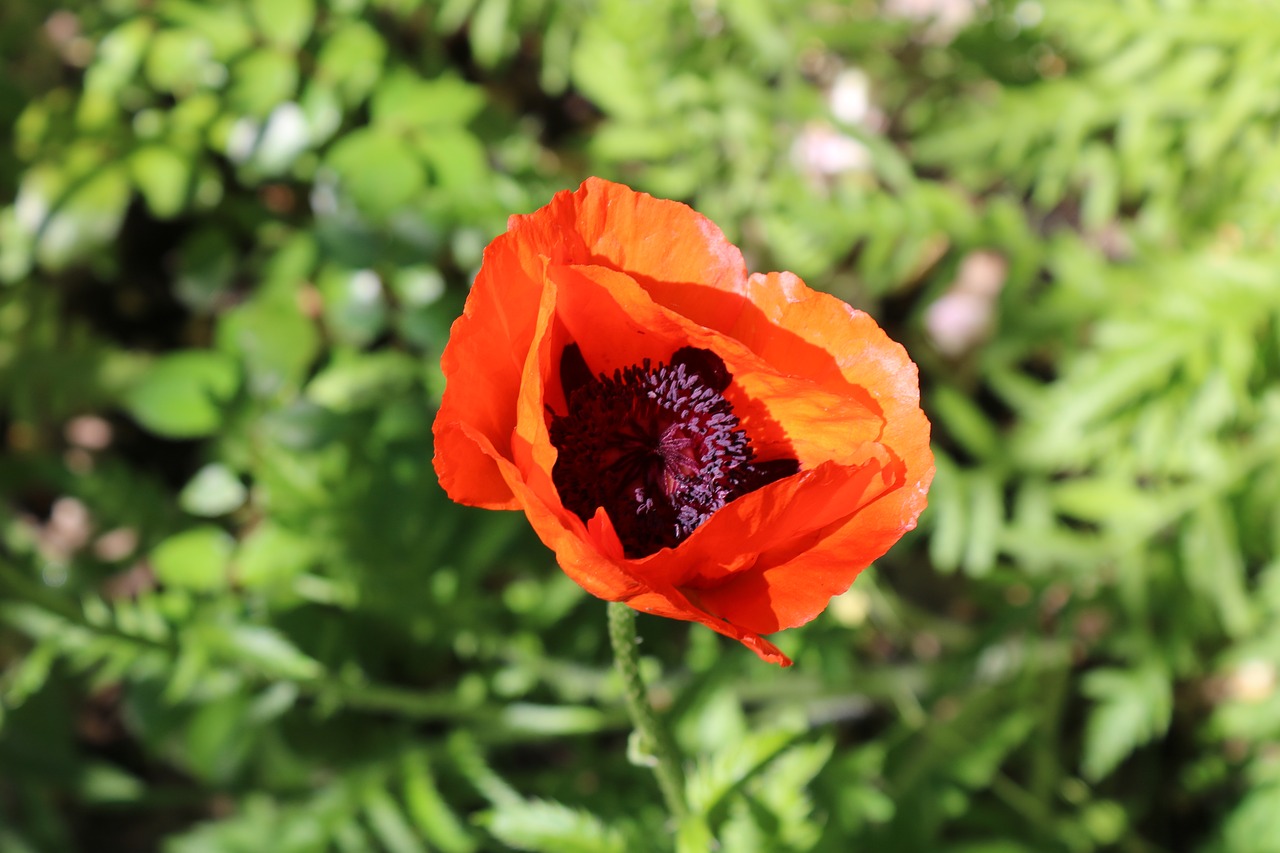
[607,601,688,822]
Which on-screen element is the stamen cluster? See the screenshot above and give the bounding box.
[549,346,797,558]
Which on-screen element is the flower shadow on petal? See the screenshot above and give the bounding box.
[627,273,890,431]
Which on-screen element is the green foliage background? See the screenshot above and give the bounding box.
[3,0,1280,850]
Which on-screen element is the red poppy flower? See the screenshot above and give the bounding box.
[433,178,933,665]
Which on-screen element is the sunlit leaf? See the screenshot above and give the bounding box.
[151,526,235,593]
[122,350,239,438]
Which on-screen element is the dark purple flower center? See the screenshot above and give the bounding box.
[549,344,798,558]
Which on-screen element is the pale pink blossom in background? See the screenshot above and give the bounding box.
[791,67,888,185]
[883,0,985,43]
[791,122,872,182]
[829,68,887,132]
[65,415,113,450]
[924,250,1007,357]
[1225,660,1277,704]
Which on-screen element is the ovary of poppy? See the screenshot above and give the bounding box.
[433,177,934,666]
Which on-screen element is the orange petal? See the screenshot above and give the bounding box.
[689,481,919,636]
[623,586,792,666]
[432,242,545,509]
[734,273,933,484]
[503,260,694,607]
[549,262,883,467]
[434,177,750,509]
[693,272,934,627]
[638,446,899,589]
[457,420,643,602]
[564,178,749,297]
[437,236,643,601]
[639,270,927,447]
[622,270,934,635]
[696,455,926,635]
[495,177,747,294]
[510,257,566,514]
[432,418,519,510]
[537,261,915,640]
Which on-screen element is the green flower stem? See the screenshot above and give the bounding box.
[607,601,688,823]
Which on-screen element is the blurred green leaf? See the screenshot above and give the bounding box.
[24,160,131,270]
[316,20,387,105]
[372,71,485,130]
[227,102,313,176]
[158,0,256,58]
[77,762,146,804]
[145,28,217,95]
[1081,664,1173,781]
[1221,783,1280,853]
[686,722,806,821]
[324,128,425,217]
[403,752,477,853]
[179,464,248,517]
[235,522,316,589]
[122,350,239,438]
[130,143,193,219]
[183,693,254,783]
[175,227,236,311]
[228,48,299,118]
[950,713,1035,790]
[1182,502,1255,638]
[571,22,650,122]
[299,82,343,149]
[250,0,315,48]
[306,351,419,412]
[217,294,320,397]
[152,526,235,592]
[364,785,426,853]
[0,207,33,282]
[318,265,388,347]
[468,0,512,69]
[416,128,489,191]
[85,18,155,96]
[478,798,626,853]
[217,625,322,680]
